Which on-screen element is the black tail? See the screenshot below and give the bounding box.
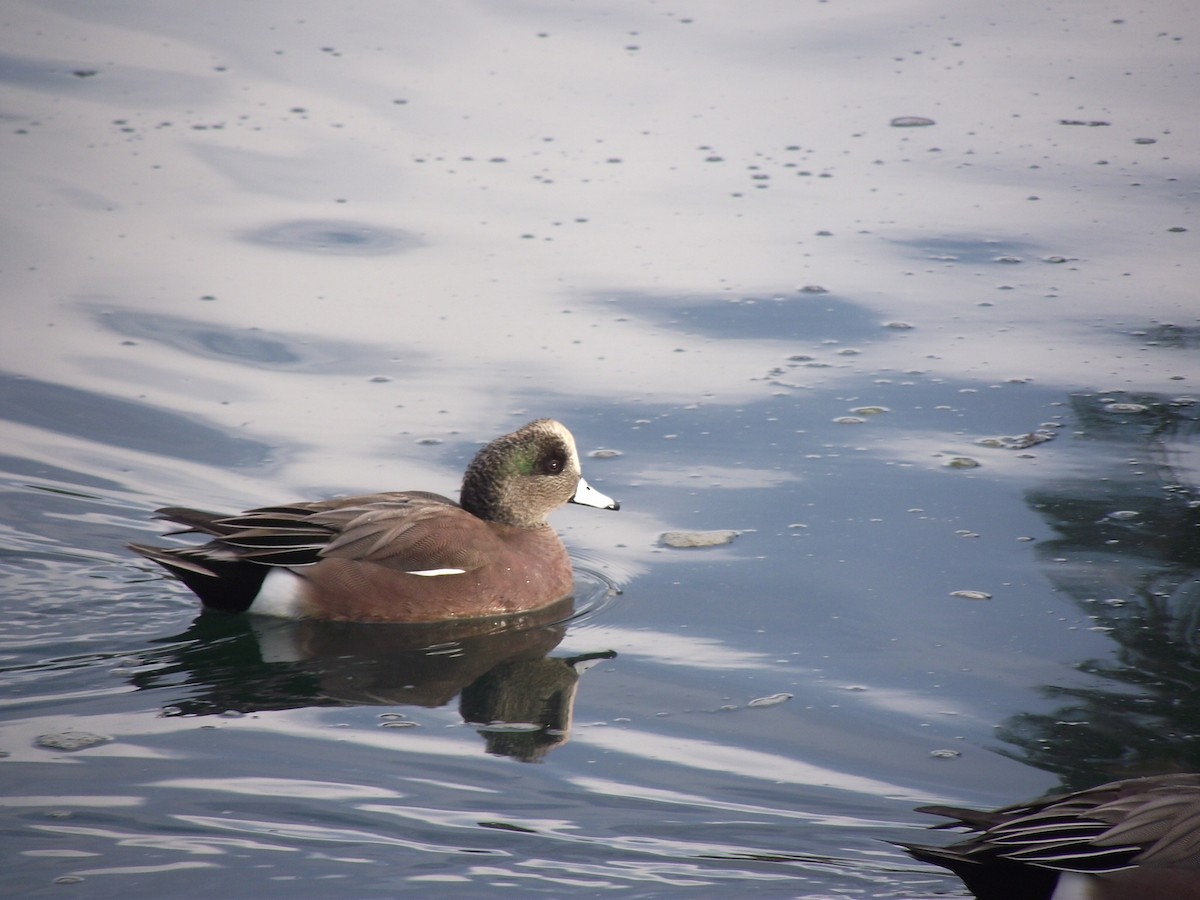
[130,543,268,613]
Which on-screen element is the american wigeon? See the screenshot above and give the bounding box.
[130,419,619,622]
[900,774,1200,900]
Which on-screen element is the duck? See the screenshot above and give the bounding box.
[130,419,619,622]
[900,773,1200,900]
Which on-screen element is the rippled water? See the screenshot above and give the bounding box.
[3,1,1199,897]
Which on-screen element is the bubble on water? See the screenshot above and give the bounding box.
[891,116,935,127]
[849,406,889,415]
[589,449,623,459]
[833,416,866,425]
[929,748,961,759]
[1105,403,1148,413]
[1107,510,1140,520]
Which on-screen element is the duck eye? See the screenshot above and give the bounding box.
[539,453,565,475]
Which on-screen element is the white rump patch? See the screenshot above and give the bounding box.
[248,568,309,619]
[406,568,468,577]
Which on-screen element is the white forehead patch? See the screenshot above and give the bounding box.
[543,419,581,472]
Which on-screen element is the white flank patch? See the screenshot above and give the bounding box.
[250,619,305,663]
[406,568,467,577]
[247,569,309,618]
[1050,873,1097,900]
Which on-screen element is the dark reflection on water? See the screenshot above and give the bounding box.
[1127,323,1200,350]
[600,288,885,342]
[94,308,412,372]
[240,219,419,256]
[0,371,271,466]
[120,597,615,762]
[1002,391,1200,788]
[892,235,1050,265]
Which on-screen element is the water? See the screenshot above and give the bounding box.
[2,1,1199,896]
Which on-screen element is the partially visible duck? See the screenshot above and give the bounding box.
[900,774,1200,900]
[131,419,619,622]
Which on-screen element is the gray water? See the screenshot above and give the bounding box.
[2,2,1199,896]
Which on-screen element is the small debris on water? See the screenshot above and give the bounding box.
[34,732,111,752]
[977,429,1056,450]
[929,748,962,759]
[944,457,981,469]
[748,693,793,708]
[950,590,992,601]
[660,530,739,548]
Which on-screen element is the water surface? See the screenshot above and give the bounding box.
[2,1,1198,896]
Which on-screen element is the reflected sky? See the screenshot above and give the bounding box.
[2,0,1195,446]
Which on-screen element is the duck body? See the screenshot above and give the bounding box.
[901,774,1200,900]
[130,420,619,623]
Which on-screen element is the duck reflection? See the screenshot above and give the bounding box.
[126,596,615,762]
[1002,390,1200,787]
